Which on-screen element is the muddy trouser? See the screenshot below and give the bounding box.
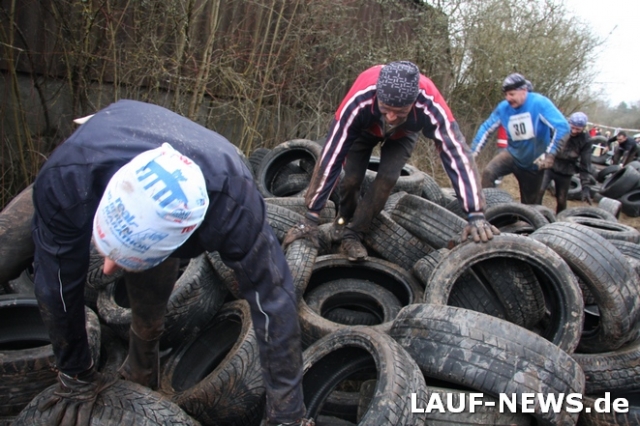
[119,258,180,389]
[338,135,417,238]
[481,150,543,205]
[537,169,572,214]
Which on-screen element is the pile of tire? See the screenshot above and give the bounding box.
[592,161,640,217]
[1,139,639,425]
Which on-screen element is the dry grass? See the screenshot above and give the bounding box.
[498,174,640,230]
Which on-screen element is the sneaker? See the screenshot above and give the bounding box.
[339,237,368,262]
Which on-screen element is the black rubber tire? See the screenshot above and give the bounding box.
[412,249,506,319]
[422,385,535,425]
[596,164,622,183]
[265,197,336,224]
[390,194,466,249]
[619,189,640,218]
[557,206,618,222]
[256,139,322,199]
[413,248,545,329]
[361,156,424,196]
[248,147,271,177]
[531,222,640,352]
[285,238,319,301]
[420,172,445,205]
[532,204,557,223]
[96,255,228,348]
[0,295,101,416]
[318,389,360,423]
[159,300,263,426]
[598,197,623,219]
[13,379,199,425]
[305,279,402,326]
[161,254,229,348]
[567,175,583,200]
[559,216,640,243]
[600,166,640,199]
[266,203,305,243]
[484,202,549,231]
[302,326,428,425]
[497,221,536,235]
[271,172,310,197]
[423,234,584,353]
[5,266,34,295]
[610,240,640,261]
[572,338,640,395]
[298,255,423,348]
[390,303,586,426]
[363,210,434,271]
[0,184,35,291]
[445,188,515,218]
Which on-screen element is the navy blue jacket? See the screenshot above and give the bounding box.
[32,100,291,373]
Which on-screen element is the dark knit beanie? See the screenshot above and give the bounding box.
[376,61,420,107]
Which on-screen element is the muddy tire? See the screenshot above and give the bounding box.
[532,204,557,223]
[305,279,402,326]
[390,194,466,249]
[572,338,640,395]
[557,206,618,222]
[256,139,322,199]
[13,379,199,425]
[559,216,640,243]
[600,166,640,199]
[0,295,100,416]
[299,255,423,348]
[420,172,445,205]
[266,197,336,224]
[362,157,424,196]
[0,184,35,291]
[248,147,271,177]
[363,210,433,271]
[484,202,549,231]
[423,234,584,353]
[578,394,640,425]
[391,303,585,426]
[598,197,623,219]
[266,203,305,242]
[302,326,427,425]
[159,300,263,426]
[531,222,640,352]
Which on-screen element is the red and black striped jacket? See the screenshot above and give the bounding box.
[305,65,484,215]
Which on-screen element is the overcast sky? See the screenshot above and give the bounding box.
[563,0,640,106]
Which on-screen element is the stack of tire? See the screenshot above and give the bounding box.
[1,139,639,425]
[593,160,640,217]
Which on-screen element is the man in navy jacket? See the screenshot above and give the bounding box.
[31,100,310,426]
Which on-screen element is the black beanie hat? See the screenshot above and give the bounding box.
[376,61,420,107]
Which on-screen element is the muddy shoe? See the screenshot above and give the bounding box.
[339,237,368,262]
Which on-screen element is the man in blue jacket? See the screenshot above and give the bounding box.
[471,73,570,204]
[31,100,311,426]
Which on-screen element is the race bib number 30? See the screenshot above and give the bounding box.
[508,112,535,141]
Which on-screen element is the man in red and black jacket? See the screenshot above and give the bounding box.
[284,61,498,260]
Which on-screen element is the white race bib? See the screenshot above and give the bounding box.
[508,112,535,141]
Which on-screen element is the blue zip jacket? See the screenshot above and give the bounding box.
[471,92,570,170]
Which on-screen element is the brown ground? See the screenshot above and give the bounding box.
[498,174,640,231]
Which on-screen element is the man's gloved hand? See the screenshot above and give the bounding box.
[282,212,320,250]
[534,153,555,170]
[38,366,118,426]
[581,186,593,205]
[461,212,500,243]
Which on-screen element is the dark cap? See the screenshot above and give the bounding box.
[502,73,527,92]
[376,61,420,107]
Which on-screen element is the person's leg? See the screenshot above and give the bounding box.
[612,147,623,165]
[481,150,516,188]
[337,138,376,222]
[347,136,417,236]
[513,166,544,204]
[120,257,180,389]
[235,221,306,424]
[554,173,572,214]
[536,170,553,204]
